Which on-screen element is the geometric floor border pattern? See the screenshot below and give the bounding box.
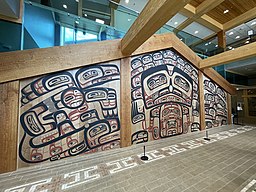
[3,126,255,192]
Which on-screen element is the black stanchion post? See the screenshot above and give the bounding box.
[141,146,149,161]
[204,130,211,141]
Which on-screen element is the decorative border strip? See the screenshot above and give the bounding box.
[4,126,255,192]
[241,179,256,192]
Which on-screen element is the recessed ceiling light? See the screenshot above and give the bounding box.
[228,46,232,49]
[174,21,178,25]
[194,30,199,34]
[76,0,79,2]
[232,48,235,50]
[251,21,256,26]
[180,38,183,41]
[96,18,104,24]
[208,42,212,44]
[75,20,79,24]
[128,18,131,22]
[224,9,229,14]
[215,45,218,48]
[84,13,87,17]
[125,0,129,3]
[245,40,250,44]
[235,35,240,39]
[205,43,208,46]
[63,4,67,9]
[228,31,234,35]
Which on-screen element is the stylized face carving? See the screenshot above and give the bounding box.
[61,88,85,109]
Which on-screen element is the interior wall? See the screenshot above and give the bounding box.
[18,62,121,167]
[203,76,228,129]
[130,48,200,144]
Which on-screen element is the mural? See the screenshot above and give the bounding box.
[131,49,200,144]
[204,76,228,129]
[19,62,121,165]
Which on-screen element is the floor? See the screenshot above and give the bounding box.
[0,125,256,192]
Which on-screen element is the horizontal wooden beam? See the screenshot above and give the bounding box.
[223,7,256,31]
[180,4,223,32]
[0,31,235,95]
[199,41,256,69]
[0,33,176,84]
[121,0,192,55]
[202,68,236,95]
[176,0,224,31]
[195,0,224,16]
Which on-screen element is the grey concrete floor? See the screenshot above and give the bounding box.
[0,125,256,192]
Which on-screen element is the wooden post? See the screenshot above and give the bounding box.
[120,57,132,147]
[198,71,206,130]
[227,94,232,124]
[217,30,226,50]
[0,81,19,173]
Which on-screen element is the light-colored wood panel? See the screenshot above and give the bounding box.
[198,71,205,130]
[223,6,256,31]
[199,41,256,69]
[120,57,132,147]
[195,0,225,16]
[207,0,256,25]
[121,0,192,55]
[202,68,236,95]
[227,94,232,124]
[0,39,123,84]
[0,81,19,173]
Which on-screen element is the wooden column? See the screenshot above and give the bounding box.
[120,57,132,147]
[0,81,19,173]
[217,30,226,50]
[227,94,232,124]
[198,71,206,130]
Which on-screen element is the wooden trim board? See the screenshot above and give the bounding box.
[0,81,19,173]
[120,57,132,147]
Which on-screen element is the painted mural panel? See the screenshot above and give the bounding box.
[131,49,200,144]
[18,61,120,166]
[204,76,228,129]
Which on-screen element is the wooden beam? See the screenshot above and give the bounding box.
[202,68,236,95]
[180,4,223,32]
[121,0,192,55]
[199,41,256,69]
[0,81,19,173]
[0,33,176,84]
[176,0,224,31]
[198,71,206,130]
[120,57,132,147]
[195,0,224,16]
[223,7,256,31]
[199,14,223,31]
[217,30,226,49]
[227,94,232,124]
